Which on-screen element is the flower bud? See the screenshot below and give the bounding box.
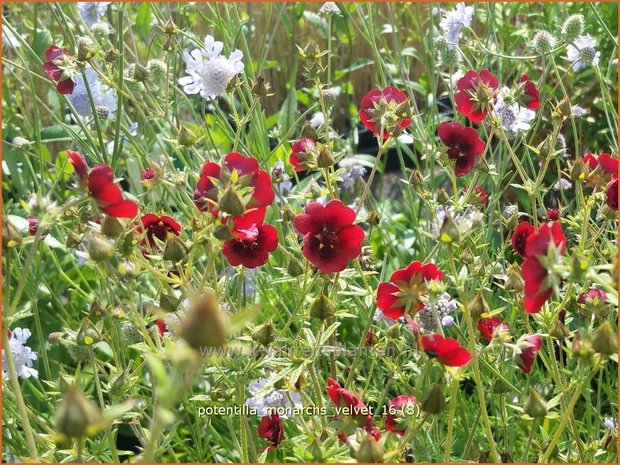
[467,292,490,320]
[571,334,594,359]
[2,217,22,249]
[120,323,143,344]
[436,188,450,204]
[105,48,119,62]
[178,126,197,147]
[77,37,95,61]
[147,59,167,80]
[287,259,305,277]
[301,122,319,140]
[77,319,101,346]
[86,234,115,261]
[162,37,176,52]
[162,18,179,35]
[54,386,104,439]
[505,263,524,292]
[101,215,125,238]
[409,170,424,186]
[317,146,335,168]
[282,205,297,222]
[163,234,187,262]
[492,379,510,394]
[524,389,547,418]
[549,317,569,340]
[89,300,107,319]
[421,384,446,414]
[178,293,229,349]
[570,253,589,282]
[219,188,246,217]
[132,63,149,82]
[354,433,384,463]
[532,30,556,54]
[366,210,380,226]
[251,76,272,97]
[251,321,276,347]
[310,293,336,320]
[159,292,180,313]
[591,322,618,356]
[438,214,460,243]
[459,247,474,265]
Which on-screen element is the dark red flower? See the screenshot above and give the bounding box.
[477,316,509,342]
[464,185,488,205]
[420,333,472,367]
[289,138,317,172]
[437,122,485,176]
[511,221,534,258]
[376,261,444,319]
[294,200,364,273]
[140,214,181,248]
[326,378,379,440]
[87,165,138,219]
[606,175,618,210]
[258,414,283,451]
[546,209,560,221]
[194,152,275,217]
[455,69,499,123]
[155,319,168,336]
[142,168,156,180]
[522,222,566,314]
[43,45,76,95]
[67,150,88,184]
[516,335,542,374]
[359,86,411,139]
[27,217,39,236]
[517,75,540,110]
[223,209,278,268]
[582,153,618,187]
[384,395,417,436]
[597,153,618,176]
[577,287,607,306]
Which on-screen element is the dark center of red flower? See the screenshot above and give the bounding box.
[317,229,339,249]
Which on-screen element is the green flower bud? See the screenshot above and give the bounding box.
[287,259,305,277]
[54,386,104,439]
[310,293,336,320]
[219,188,246,217]
[421,384,446,414]
[524,389,547,418]
[178,293,229,350]
[101,215,125,238]
[2,217,22,249]
[354,433,385,463]
[86,234,115,262]
[317,146,335,168]
[532,30,556,55]
[163,234,187,262]
[251,321,276,347]
[178,126,197,147]
[438,214,460,243]
[591,322,618,356]
[562,14,585,42]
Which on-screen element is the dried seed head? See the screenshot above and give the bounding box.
[531,30,556,54]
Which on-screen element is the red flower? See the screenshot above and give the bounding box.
[577,287,607,306]
[511,221,534,258]
[597,153,618,176]
[223,209,278,268]
[376,261,444,319]
[517,75,540,110]
[43,45,76,95]
[294,200,364,273]
[477,316,509,342]
[289,138,317,172]
[522,222,566,313]
[194,152,275,217]
[140,214,181,247]
[546,209,560,221]
[67,150,88,184]
[384,395,417,436]
[437,122,485,176]
[455,69,499,123]
[464,185,488,205]
[27,217,39,236]
[582,153,618,187]
[421,333,472,367]
[258,414,283,451]
[606,175,618,210]
[516,335,542,374]
[326,378,380,440]
[359,86,411,139]
[87,165,138,219]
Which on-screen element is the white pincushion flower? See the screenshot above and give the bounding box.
[245,379,302,418]
[178,35,244,100]
[2,328,38,379]
[553,178,573,191]
[318,2,341,16]
[493,88,535,134]
[68,69,117,119]
[77,2,111,28]
[439,2,474,49]
[566,35,600,71]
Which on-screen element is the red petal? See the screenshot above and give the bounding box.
[103,199,138,219]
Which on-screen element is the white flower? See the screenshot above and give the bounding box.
[571,105,587,117]
[310,112,325,128]
[431,206,481,237]
[68,69,117,119]
[77,2,111,28]
[338,156,367,190]
[553,178,573,191]
[178,35,244,100]
[493,88,535,134]
[318,2,341,16]
[373,308,397,327]
[604,417,618,430]
[566,35,600,71]
[245,379,302,419]
[2,27,22,48]
[2,328,38,379]
[439,3,473,49]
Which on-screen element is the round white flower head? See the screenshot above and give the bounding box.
[318,2,341,16]
[566,35,600,71]
[77,2,111,28]
[178,35,244,100]
[68,69,117,119]
[439,2,474,49]
[245,378,302,419]
[553,178,573,191]
[493,88,535,134]
[2,328,38,379]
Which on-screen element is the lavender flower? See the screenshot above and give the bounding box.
[77,2,111,28]
[415,292,458,331]
[245,379,302,418]
[566,35,600,71]
[2,328,38,379]
[439,3,474,49]
[68,69,117,119]
[338,156,367,190]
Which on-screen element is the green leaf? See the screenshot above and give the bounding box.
[134,3,153,41]
[278,89,298,137]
